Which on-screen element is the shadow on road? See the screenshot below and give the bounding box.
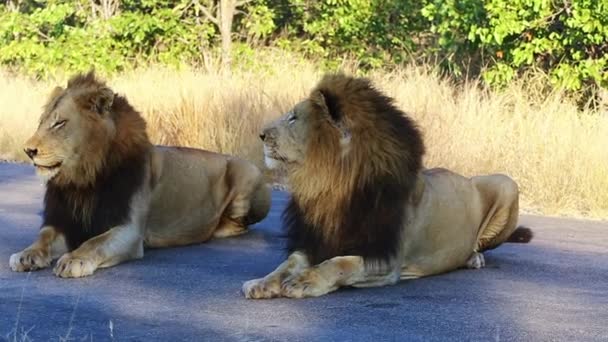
[1,164,606,341]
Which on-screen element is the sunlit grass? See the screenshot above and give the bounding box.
[1,60,606,218]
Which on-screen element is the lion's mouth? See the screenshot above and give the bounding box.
[263,145,286,162]
[264,152,288,163]
[268,154,287,162]
[263,146,287,169]
[34,162,62,170]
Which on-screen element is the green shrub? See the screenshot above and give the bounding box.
[0,0,605,97]
[0,1,214,76]
[422,0,608,90]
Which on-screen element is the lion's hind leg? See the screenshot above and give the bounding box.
[213,217,248,238]
[244,181,271,225]
[465,252,486,269]
[213,159,270,239]
[473,174,520,253]
[212,189,251,239]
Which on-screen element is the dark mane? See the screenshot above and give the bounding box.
[284,74,425,265]
[43,153,147,250]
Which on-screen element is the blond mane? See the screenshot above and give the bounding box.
[48,71,150,187]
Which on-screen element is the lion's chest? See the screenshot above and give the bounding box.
[42,155,146,251]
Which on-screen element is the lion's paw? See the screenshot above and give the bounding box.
[53,254,97,278]
[9,248,51,272]
[242,277,281,299]
[466,252,485,269]
[281,271,331,298]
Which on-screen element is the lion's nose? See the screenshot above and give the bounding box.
[24,148,38,159]
[259,133,266,142]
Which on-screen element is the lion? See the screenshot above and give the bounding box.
[242,73,533,299]
[9,71,271,278]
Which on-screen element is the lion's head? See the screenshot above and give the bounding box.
[261,73,425,199]
[24,71,150,187]
[261,74,425,264]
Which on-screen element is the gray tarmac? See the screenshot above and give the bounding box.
[1,163,607,341]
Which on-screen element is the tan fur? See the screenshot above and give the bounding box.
[10,71,271,278]
[244,74,524,298]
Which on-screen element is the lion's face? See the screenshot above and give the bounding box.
[24,86,116,183]
[260,88,354,173]
[260,100,315,170]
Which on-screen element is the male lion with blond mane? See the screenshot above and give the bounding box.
[10,71,270,278]
[243,73,532,299]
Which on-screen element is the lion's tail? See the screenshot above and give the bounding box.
[506,226,534,243]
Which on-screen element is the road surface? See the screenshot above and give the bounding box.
[1,163,607,341]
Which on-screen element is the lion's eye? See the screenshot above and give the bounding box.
[288,115,297,124]
[52,119,67,130]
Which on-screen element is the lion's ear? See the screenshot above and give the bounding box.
[47,86,64,102]
[90,87,115,115]
[311,89,350,141]
[311,89,341,123]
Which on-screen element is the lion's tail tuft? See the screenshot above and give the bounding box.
[506,226,534,243]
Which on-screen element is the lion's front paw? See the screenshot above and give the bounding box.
[281,270,332,298]
[10,248,51,272]
[53,254,97,278]
[242,277,281,299]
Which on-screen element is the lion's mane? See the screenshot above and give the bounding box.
[42,71,151,250]
[283,74,425,265]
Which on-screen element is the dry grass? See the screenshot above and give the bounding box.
[0,61,606,219]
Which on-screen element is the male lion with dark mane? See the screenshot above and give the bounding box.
[10,71,271,278]
[243,73,532,299]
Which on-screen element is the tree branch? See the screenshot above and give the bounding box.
[192,0,219,26]
[36,30,51,42]
[236,0,255,8]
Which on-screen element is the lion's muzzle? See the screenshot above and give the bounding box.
[24,147,38,159]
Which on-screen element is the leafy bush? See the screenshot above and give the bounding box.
[0,1,214,76]
[422,0,608,90]
[268,0,428,68]
[0,0,605,96]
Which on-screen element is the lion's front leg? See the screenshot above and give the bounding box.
[281,256,367,298]
[54,225,143,278]
[242,251,309,299]
[10,226,67,272]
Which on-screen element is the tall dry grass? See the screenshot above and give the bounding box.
[0,62,606,218]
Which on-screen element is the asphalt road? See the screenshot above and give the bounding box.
[1,162,607,342]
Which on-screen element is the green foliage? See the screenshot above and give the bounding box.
[0,0,605,95]
[239,1,275,42]
[0,0,214,76]
[268,0,428,68]
[422,0,608,90]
